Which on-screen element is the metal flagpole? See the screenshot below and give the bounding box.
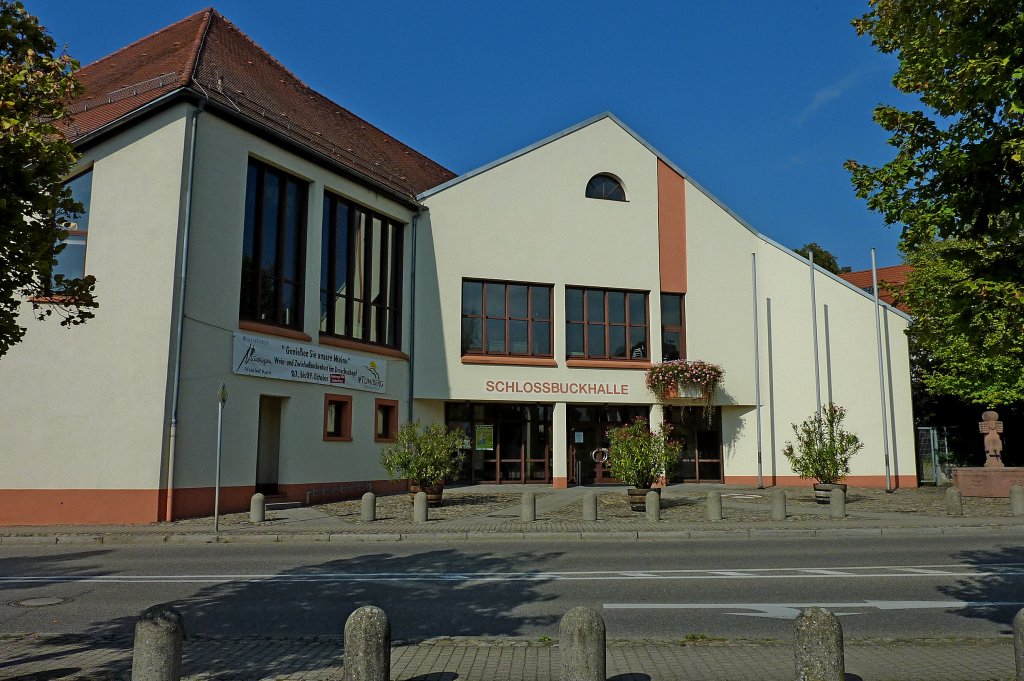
[871,249,893,492]
[808,251,821,420]
[214,383,228,532]
[752,253,764,488]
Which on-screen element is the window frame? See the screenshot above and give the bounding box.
[374,398,399,443]
[660,293,686,361]
[323,394,353,442]
[239,159,309,331]
[460,278,554,358]
[585,173,627,202]
[320,191,404,350]
[565,286,649,361]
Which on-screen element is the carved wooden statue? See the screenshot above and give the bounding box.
[979,410,1004,468]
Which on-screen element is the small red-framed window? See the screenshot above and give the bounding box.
[374,398,399,443]
[324,394,352,441]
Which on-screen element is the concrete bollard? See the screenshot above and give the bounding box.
[1012,486,1024,517]
[946,487,963,517]
[344,606,390,681]
[583,491,598,521]
[645,491,660,521]
[559,607,606,681]
[1014,607,1024,681]
[361,492,376,522]
[413,491,428,523]
[249,493,265,523]
[131,604,184,681]
[829,488,845,519]
[707,490,722,521]
[771,489,787,521]
[794,607,845,681]
[521,491,537,522]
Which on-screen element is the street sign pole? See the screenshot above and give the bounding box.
[214,383,228,532]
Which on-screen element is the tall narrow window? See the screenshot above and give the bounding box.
[320,192,403,348]
[566,286,648,359]
[661,293,685,361]
[49,169,93,290]
[240,159,308,329]
[461,279,553,357]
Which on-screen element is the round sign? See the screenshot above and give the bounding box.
[591,448,609,463]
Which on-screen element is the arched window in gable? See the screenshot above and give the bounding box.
[585,173,626,202]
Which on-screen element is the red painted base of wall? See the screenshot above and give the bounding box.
[722,475,918,489]
[552,477,568,489]
[0,479,409,526]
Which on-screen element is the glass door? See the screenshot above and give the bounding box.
[665,406,723,483]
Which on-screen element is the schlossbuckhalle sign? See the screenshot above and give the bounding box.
[232,332,387,393]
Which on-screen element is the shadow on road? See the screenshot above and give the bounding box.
[5,547,563,679]
[938,542,1024,633]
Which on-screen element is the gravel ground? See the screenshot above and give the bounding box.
[318,491,521,522]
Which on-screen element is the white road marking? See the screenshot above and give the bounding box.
[0,563,1021,585]
[602,601,1024,620]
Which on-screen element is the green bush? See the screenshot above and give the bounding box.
[380,421,466,487]
[606,418,676,489]
[782,404,863,484]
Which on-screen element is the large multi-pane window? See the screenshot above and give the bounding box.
[320,192,403,348]
[566,287,648,359]
[461,280,553,356]
[49,169,93,290]
[240,159,308,329]
[660,293,685,361]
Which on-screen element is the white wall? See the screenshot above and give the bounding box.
[0,104,191,489]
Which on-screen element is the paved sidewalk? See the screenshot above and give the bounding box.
[0,633,1014,680]
[2,485,1022,545]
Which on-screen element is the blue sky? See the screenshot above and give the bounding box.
[31,1,916,270]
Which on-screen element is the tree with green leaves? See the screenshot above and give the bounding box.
[846,0,1024,406]
[1,0,96,358]
[793,242,851,275]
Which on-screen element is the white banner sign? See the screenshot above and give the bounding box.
[232,332,387,393]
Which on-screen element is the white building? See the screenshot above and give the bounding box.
[0,9,915,525]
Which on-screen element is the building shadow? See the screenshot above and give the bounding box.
[936,543,1024,633]
[5,547,561,679]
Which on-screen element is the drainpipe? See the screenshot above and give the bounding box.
[165,102,203,521]
[407,208,422,425]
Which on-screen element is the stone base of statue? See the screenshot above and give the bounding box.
[953,467,1024,497]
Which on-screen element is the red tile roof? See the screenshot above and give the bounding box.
[64,8,454,201]
[839,264,913,309]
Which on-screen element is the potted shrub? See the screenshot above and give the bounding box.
[380,421,466,507]
[645,359,724,422]
[606,418,676,511]
[782,404,863,503]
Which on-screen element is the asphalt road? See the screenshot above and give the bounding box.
[0,534,1020,642]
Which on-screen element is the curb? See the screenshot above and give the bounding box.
[2,524,1023,545]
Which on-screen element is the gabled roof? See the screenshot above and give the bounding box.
[840,265,913,310]
[419,112,912,321]
[64,8,455,201]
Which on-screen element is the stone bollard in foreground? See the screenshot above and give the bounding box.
[560,607,606,681]
[707,490,723,521]
[583,491,598,521]
[249,493,265,523]
[361,492,376,522]
[1014,607,1024,681]
[413,492,428,523]
[521,491,537,522]
[794,607,844,681]
[771,488,787,521]
[645,491,660,521]
[946,487,963,517]
[1012,486,1024,517]
[131,604,184,681]
[344,606,390,681]
[829,488,845,519]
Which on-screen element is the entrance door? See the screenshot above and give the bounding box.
[567,405,649,485]
[665,406,723,483]
[256,396,283,494]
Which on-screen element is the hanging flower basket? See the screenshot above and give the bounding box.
[645,359,724,421]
